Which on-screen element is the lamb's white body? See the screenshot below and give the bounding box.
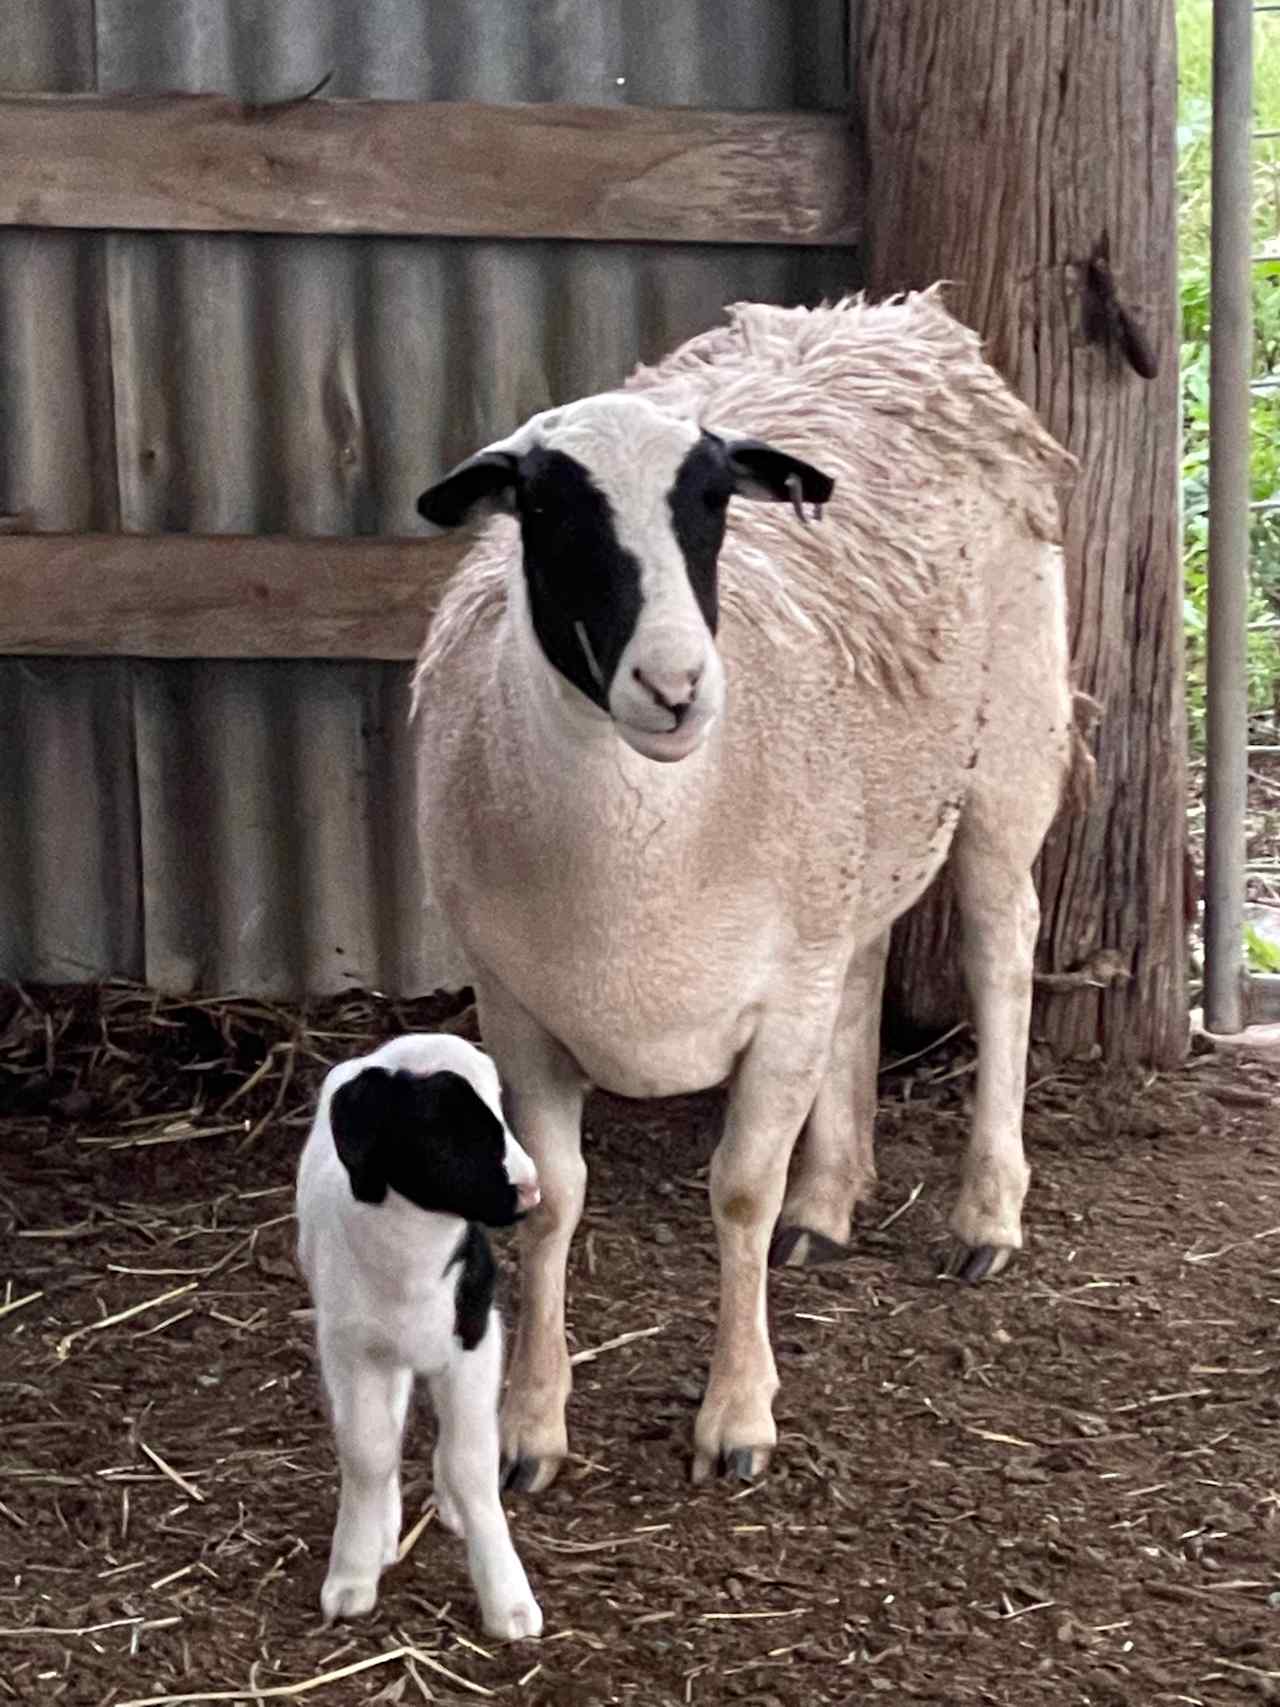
[296,1034,542,1640]
[411,292,1080,1488]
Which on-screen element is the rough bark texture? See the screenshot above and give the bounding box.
[854,0,1185,1066]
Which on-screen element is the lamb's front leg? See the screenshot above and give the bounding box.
[695,1013,835,1483]
[475,978,587,1495]
[319,1350,412,1620]
[431,1319,542,1641]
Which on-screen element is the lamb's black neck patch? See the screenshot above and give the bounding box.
[516,446,642,709]
[667,436,732,635]
[329,1066,520,1227]
[444,1223,495,1351]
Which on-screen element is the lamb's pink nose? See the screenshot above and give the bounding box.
[516,1181,541,1212]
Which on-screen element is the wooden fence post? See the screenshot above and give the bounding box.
[854,0,1186,1065]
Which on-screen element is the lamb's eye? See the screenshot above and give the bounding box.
[704,488,730,512]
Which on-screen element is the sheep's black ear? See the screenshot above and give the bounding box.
[329,1066,403,1204]
[721,437,835,509]
[416,451,520,528]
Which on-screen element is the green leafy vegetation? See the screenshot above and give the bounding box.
[1245,921,1280,972]
[1179,1,1280,746]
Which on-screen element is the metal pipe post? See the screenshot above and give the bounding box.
[1204,0,1254,1033]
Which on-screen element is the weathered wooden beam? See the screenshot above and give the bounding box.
[0,533,470,659]
[0,94,860,247]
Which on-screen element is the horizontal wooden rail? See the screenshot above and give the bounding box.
[0,94,860,247]
[0,533,470,659]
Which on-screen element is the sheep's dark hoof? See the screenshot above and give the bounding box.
[691,1443,772,1485]
[937,1241,1012,1285]
[723,1447,763,1483]
[501,1455,558,1495]
[768,1224,848,1269]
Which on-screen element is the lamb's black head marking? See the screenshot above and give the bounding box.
[329,1065,522,1228]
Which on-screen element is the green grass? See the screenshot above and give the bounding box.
[1179,0,1280,745]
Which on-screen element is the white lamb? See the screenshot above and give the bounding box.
[296,1032,544,1640]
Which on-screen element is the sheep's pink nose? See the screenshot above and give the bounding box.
[633,664,702,724]
[517,1181,541,1212]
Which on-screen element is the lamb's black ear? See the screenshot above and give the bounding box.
[416,451,520,529]
[329,1066,404,1204]
[721,437,835,508]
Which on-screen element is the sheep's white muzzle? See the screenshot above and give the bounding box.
[617,715,715,764]
[610,630,724,764]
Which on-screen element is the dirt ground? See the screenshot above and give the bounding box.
[1,985,1279,1707]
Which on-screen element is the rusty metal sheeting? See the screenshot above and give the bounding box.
[0,0,857,996]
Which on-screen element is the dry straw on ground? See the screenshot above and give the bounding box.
[2,981,1279,1705]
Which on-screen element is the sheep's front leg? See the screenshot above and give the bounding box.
[695,1016,834,1483]
[319,1350,412,1620]
[771,933,889,1266]
[475,978,587,1496]
[430,1318,542,1641]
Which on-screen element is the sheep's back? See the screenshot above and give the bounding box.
[623,290,1073,703]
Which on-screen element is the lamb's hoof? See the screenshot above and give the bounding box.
[690,1443,771,1485]
[768,1224,848,1269]
[501,1454,560,1496]
[937,1241,1013,1285]
[484,1596,544,1642]
[321,1575,378,1622]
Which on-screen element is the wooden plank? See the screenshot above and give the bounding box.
[0,94,860,247]
[0,533,471,659]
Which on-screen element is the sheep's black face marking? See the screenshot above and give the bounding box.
[668,437,735,635]
[330,1066,521,1227]
[445,1223,496,1351]
[516,447,642,711]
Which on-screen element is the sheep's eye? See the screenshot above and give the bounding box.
[704,488,730,512]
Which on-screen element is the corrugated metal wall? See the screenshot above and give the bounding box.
[0,0,859,996]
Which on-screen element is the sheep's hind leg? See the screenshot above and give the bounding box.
[476,977,587,1497]
[769,934,888,1269]
[432,1443,463,1535]
[696,1007,835,1482]
[938,822,1039,1283]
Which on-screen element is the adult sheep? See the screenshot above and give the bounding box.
[411,290,1078,1490]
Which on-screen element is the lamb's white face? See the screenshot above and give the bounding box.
[417,394,835,764]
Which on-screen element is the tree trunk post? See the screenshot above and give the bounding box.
[853,0,1186,1066]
